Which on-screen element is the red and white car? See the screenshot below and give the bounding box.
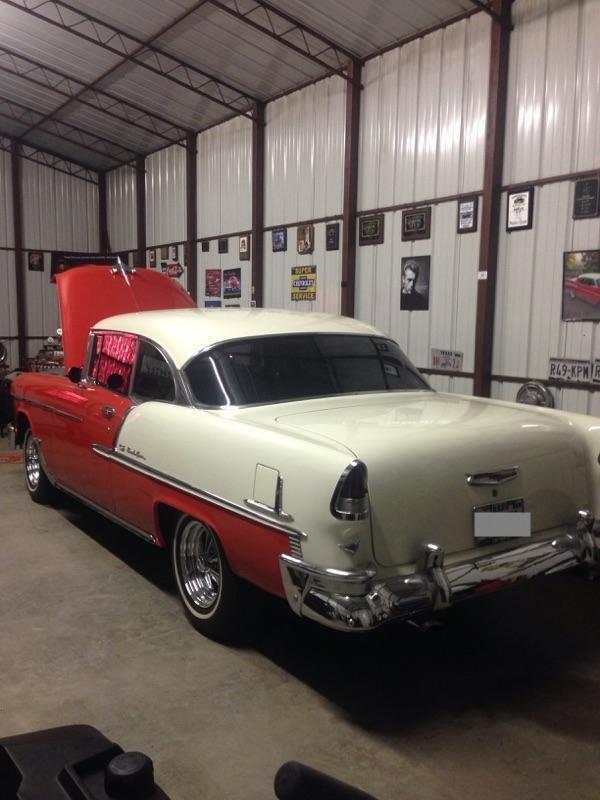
[9,264,600,640]
[564,272,600,304]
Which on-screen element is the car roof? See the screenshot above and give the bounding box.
[94,308,384,368]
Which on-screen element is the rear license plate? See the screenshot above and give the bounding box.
[474,497,531,542]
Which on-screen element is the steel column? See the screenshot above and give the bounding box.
[186,132,198,301]
[251,102,265,307]
[135,156,146,265]
[98,171,109,254]
[10,142,26,367]
[341,59,362,318]
[473,0,512,397]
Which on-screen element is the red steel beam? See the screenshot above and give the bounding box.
[10,142,26,367]
[251,101,265,307]
[135,156,146,265]
[186,132,198,301]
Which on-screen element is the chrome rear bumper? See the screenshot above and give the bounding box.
[279,511,600,631]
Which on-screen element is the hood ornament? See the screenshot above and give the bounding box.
[466,466,519,486]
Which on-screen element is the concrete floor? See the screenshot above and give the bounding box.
[2,439,600,800]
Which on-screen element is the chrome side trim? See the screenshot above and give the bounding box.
[92,444,307,539]
[56,483,157,545]
[7,423,16,450]
[12,395,83,423]
[244,498,294,522]
[466,466,519,486]
[280,511,600,631]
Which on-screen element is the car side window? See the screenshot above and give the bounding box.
[89,332,137,395]
[131,340,176,403]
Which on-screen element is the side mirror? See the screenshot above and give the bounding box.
[67,366,82,384]
[107,373,125,391]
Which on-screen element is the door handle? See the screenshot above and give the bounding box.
[102,405,116,419]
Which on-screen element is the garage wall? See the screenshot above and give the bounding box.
[20,160,99,355]
[492,0,600,413]
[196,116,253,305]
[107,165,137,253]
[262,76,345,312]
[355,13,490,388]
[145,144,186,249]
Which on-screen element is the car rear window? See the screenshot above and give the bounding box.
[184,334,429,406]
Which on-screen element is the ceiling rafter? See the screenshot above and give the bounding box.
[0,45,187,145]
[0,94,135,165]
[0,138,99,182]
[2,0,258,120]
[208,0,359,85]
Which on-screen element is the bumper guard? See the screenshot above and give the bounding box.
[279,510,600,631]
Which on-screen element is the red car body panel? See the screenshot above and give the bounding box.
[57,265,195,370]
[12,265,287,598]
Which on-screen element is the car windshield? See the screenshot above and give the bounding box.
[184,333,430,406]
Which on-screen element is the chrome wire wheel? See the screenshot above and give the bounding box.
[24,433,41,492]
[177,519,222,614]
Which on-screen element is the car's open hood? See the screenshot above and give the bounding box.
[57,265,196,370]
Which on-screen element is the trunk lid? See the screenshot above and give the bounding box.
[274,392,589,566]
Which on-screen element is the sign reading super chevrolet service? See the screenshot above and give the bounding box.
[291,266,317,301]
[548,358,591,383]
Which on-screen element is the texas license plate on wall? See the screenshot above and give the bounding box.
[474,497,531,540]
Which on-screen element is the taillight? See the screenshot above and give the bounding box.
[330,460,369,520]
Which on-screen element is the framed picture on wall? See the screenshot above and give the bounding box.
[149,249,156,267]
[169,244,178,261]
[218,238,228,254]
[28,251,44,272]
[223,268,241,299]
[272,227,287,252]
[506,187,534,231]
[326,222,340,251]
[573,177,600,219]
[562,249,600,322]
[201,240,210,252]
[359,214,384,246]
[457,197,478,233]
[297,224,314,254]
[401,207,431,241]
[239,235,250,261]
[400,256,430,311]
[160,246,169,260]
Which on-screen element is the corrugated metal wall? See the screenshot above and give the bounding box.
[492,0,600,412]
[107,165,137,254]
[20,160,99,356]
[262,76,346,312]
[197,116,252,304]
[355,13,491,389]
[146,144,186,250]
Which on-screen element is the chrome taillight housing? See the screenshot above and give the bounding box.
[330,460,369,520]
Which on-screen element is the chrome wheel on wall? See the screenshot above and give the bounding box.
[23,429,54,504]
[172,515,243,641]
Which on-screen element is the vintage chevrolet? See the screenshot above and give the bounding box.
[9,264,600,640]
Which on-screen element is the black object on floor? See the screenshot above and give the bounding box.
[0,725,170,800]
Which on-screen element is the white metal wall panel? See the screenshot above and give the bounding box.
[355,201,480,371]
[262,223,342,313]
[358,13,490,211]
[146,145,186,247]
[197,117,252,239]
[0,250,18,366]
[0,149,13,248]
[504,0,600,184]
[493,181,600,408]
[264,76,346,227]
[107,166,137,252]
[21,161,98,251]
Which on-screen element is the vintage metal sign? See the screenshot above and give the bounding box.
[291,266,317,301]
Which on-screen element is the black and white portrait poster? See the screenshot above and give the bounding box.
[400,256,430,311]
